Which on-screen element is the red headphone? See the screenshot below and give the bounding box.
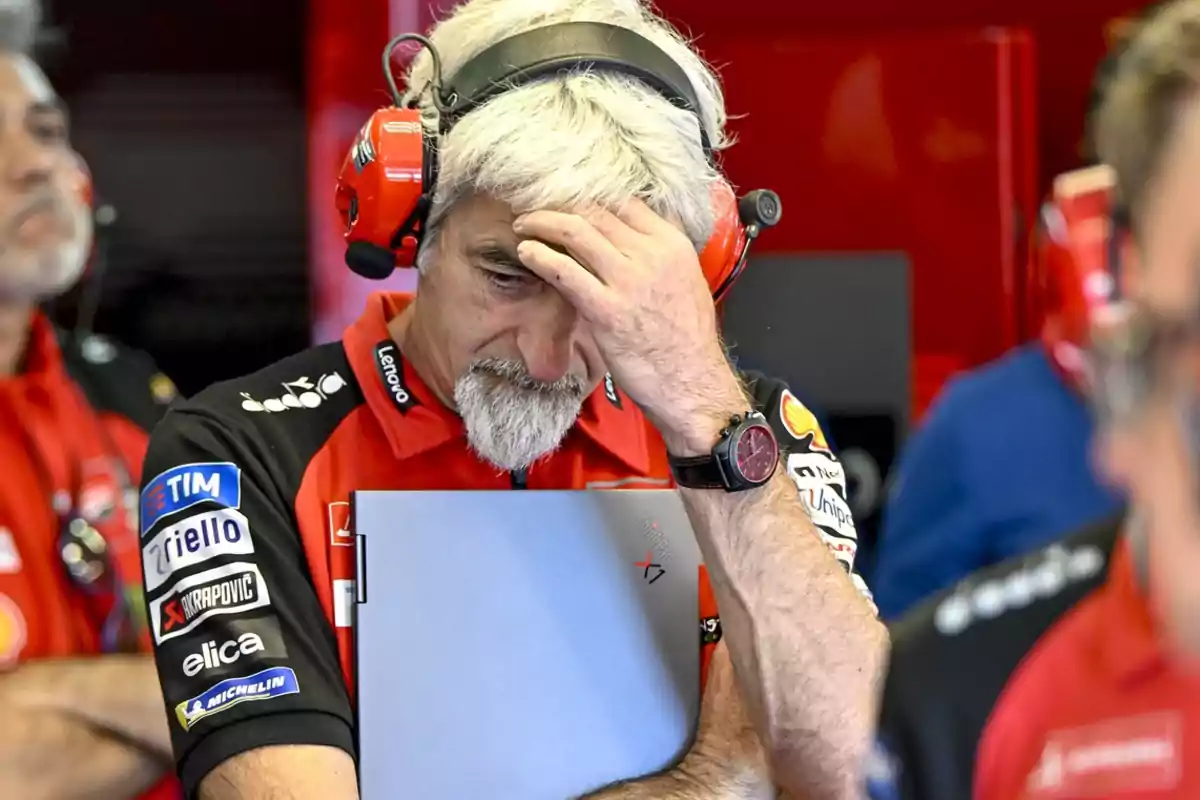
[335,24,782,303]
[68,149,94,209]
[1036,165,1124,386]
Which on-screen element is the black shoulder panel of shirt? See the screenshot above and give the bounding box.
[56,328,174,433]
[142,342,366,799]
[875,514,1123,800]
[157,341,366,499]
[741,368,786,433]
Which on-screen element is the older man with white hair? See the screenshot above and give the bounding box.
[0,0,179,798]
[138,0,886,798]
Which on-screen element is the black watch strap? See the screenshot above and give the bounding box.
[668,454,726,489]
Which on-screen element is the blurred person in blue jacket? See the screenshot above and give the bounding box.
[871,166,1126,619]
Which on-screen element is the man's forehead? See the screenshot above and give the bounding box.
[0,52,56,106]
[1135,97,1200,316]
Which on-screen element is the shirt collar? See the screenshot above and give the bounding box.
[1097,536,1168,685]
[342,291,653,474]
[0,312,67,391]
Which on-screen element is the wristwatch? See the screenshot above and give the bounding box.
[668,411,779,491]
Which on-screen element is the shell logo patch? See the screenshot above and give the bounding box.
[779,389,830,452]
[0,593,27,667]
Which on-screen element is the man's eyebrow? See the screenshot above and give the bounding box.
[28,97,66,116]
[470,244,527,270]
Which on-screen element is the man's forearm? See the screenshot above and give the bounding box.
[679,472,887,798]
[0,707,164,800]
[3,655,171,759]
[584,770,702,800]
[586,758,768,800]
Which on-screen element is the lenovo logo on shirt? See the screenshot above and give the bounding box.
[150,562,270,644]
[373,341,418,414]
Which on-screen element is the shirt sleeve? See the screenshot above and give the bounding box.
[744,372,871,601]
[138,407,354,797]
[872,388,988,620]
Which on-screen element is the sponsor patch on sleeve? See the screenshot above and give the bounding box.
[141,462,242,534]
[700,615,722,646]
[799,485,858,542]
[786,451,847,492]
[149,562,270,644]
[778,389,830,452]
[141,508,255,592]
[175,666,299,730]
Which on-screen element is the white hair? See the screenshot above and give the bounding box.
[0,0,39,54]
[403,0,729,271]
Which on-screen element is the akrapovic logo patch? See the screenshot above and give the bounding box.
[373,341,418,414]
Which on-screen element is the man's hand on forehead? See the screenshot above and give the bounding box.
[513,198,745,452]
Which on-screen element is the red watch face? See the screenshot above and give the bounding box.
[733,422,778,484]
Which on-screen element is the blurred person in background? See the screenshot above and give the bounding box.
[869,1,1200,796]
[0,0,179,797]
[868,192,1124,620]
[137,0,885,798]
[867,4,1168,622]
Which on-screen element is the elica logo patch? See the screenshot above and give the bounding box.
[150,562,270,644]
[140,462,241,535]
[142,508,255,592]
[373,341,418,413]
[175,666,299,731]
[179,617,288,678]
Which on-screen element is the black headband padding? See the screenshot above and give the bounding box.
[439,22,712,157]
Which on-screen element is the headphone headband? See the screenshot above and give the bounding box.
[338,24,781,289]
[438,22,713,158]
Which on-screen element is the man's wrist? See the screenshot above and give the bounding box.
[661,413,735,458]
[658,373,748,458]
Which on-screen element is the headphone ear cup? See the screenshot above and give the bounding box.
[700,181,747,301]
[336,108,430,278]
[69,151,94,209]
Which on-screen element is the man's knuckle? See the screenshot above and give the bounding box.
[559,216,588,241]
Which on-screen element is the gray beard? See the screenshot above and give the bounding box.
[453,357,587,472]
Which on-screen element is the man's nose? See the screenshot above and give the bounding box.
[516,295,581,384]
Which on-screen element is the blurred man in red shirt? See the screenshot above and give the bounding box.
[0,1,179,797]
[871,2,1200,797]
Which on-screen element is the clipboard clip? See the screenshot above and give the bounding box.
[354,531,368,604]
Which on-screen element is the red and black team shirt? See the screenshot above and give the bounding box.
[138,292,867,797]
[0,312,179,800]
[870,514,1200,799]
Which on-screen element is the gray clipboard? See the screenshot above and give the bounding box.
[353,489,703,799]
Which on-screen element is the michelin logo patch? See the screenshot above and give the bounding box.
[176,666,299,730]
[141,462,241,534]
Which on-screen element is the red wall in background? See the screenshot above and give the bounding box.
[652,0,1150,418]
[656,0,1151,191]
